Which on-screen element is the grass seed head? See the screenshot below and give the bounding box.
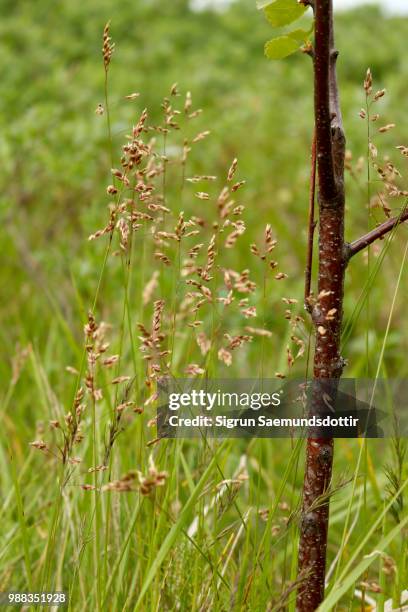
[364,68,372,94]
[102,22,115,69]
[227,158,238,181]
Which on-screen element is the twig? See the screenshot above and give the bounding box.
[304,129,317,310]
[347,209,408,259]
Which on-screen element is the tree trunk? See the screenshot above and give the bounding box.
[297,1,346,609]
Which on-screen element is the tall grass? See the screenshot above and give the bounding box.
[1,19,408,612]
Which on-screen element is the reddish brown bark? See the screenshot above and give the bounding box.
[295,2,408,608]
[297,0,346,609]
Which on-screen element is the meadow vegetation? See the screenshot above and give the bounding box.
[1,1,408,609]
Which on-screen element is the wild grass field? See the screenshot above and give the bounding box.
[1,1,408,609]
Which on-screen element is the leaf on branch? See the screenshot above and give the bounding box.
[263,0,307,28]
[265,36,299,60]
[287,27,312,43]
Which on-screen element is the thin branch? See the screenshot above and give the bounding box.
[305,129,317,310]
[314,0,337,201]
[347,209,408,259]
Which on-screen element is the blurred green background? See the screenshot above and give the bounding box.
[1,0,408,390]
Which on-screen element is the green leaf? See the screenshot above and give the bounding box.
[264,0,307,27]
[264,36,300,60]
[287,27,311,43]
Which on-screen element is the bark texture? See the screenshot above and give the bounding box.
[297,1,346,609]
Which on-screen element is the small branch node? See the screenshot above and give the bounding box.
[302,44,315,59]
[343,242,352,264]
[311,304,323,326]
[330,49,339,62]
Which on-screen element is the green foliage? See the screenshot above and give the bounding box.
[261,0,307,28]
[259,0,311,60]
[264,27,311,59]
[287,26,313,42]
[264,35,299,59]
[1,1,408,609]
